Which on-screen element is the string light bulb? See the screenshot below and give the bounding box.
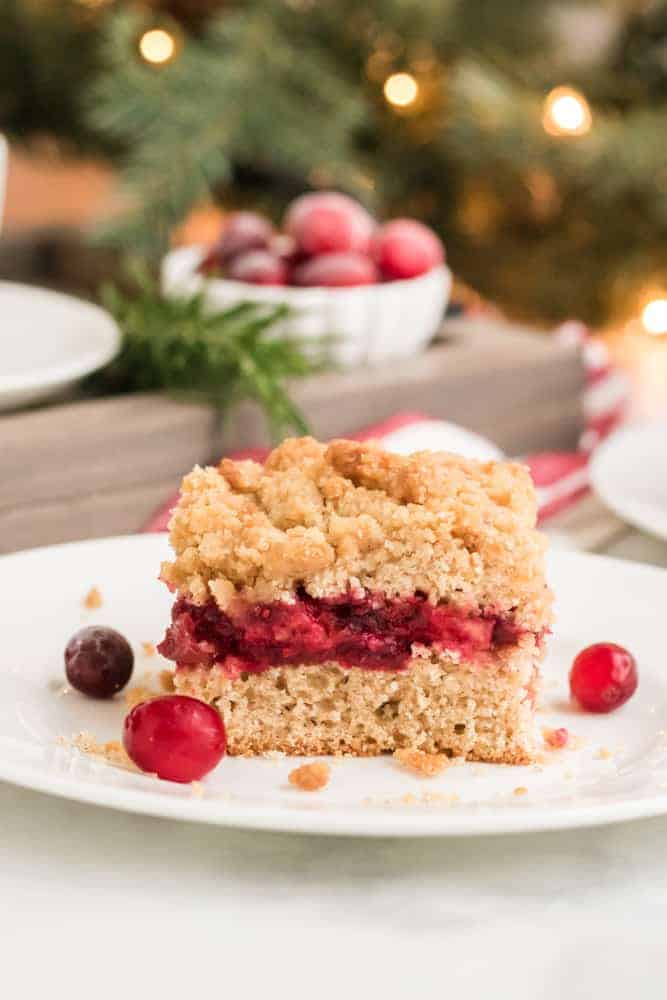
[383,72,419,109]
[641,298,667,336]
[542,86,592,137]
[139,28,176,65]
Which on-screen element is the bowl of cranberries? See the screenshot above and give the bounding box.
[161,191,452,367]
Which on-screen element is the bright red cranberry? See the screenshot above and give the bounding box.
[123,695,226,783]
[199,212,274,273]
[371,219,444,280]
[292,252,378,288]
[284,191,375,256]
[65,626,133,699]
[569,643,638,713]
[227,250,288,285]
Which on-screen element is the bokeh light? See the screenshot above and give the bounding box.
[383,72,419,109]
[641,298,667,336]
[139,28,176,65]
[542,86,592,137]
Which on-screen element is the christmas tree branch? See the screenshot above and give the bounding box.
[89,269,330,441]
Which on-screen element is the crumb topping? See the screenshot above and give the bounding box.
[393,748,451,776]
[162,437,551,629]
[363,791,460,808]
[288,761,331,791]
[159,669,175,692]
[125,685,154,710]
[83,586,102,609]
[62,731,138,772]
[141,641,157,657]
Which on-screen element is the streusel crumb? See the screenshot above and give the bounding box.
[141,641,156,657]
[83,586,102,610]
[288,761,331,791]
[64,732,137,772]
[159,669,175,692]
[161,437,551,629]
[125,686,154,710]
[393,748,451,777]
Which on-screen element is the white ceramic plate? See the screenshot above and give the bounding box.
[591,420,667,542]
[0,282,120,411]
[2,534,667,837]
[380,418,503,462]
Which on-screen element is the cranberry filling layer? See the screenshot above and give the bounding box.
[159,591,527,676]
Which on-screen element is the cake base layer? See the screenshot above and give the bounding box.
[173,637,541,764]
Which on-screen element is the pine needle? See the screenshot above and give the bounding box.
[89,270,329,441]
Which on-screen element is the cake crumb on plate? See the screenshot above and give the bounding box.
[513,786,528,796]
[159,670,175,692]
[393,748,450,777]
[362,791,460,808]
[542,726,569,750]
[288,761,331,791]
[61,731,138,773]
[125,686,154,710]
[141,641,156,657]
[83,586,102,610]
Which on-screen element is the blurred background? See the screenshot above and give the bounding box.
[1,0,666,552]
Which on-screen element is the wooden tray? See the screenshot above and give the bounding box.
[0,318,584,553]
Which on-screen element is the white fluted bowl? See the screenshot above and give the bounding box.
[162,245,451,367]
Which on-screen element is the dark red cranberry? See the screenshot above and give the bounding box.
[569,642,638,713]
[199,212,274,274]
[226,250,288,285]
[291,252,378,287]
[64,626,134,699]
[123,695,226,783]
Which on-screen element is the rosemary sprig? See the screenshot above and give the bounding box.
[90,270,329,441]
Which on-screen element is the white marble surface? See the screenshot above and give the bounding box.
[2,777,667,999]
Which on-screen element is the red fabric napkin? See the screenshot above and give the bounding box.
[144,323,630,533]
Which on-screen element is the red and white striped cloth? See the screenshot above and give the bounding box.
[145,323,630,533]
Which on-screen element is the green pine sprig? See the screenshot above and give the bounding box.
[90,269,330,442]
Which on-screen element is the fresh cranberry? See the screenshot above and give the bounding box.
[65,626,133,699]
[569,642,638,713]
[199,212,274,273]
[371,219,444,280]
[292,252,378,288]
[123,695,226,783]
[226,250,288,285]
[284,191,375,256]
[269,233,298,261]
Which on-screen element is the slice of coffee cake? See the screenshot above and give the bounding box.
[159,437,552,763]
